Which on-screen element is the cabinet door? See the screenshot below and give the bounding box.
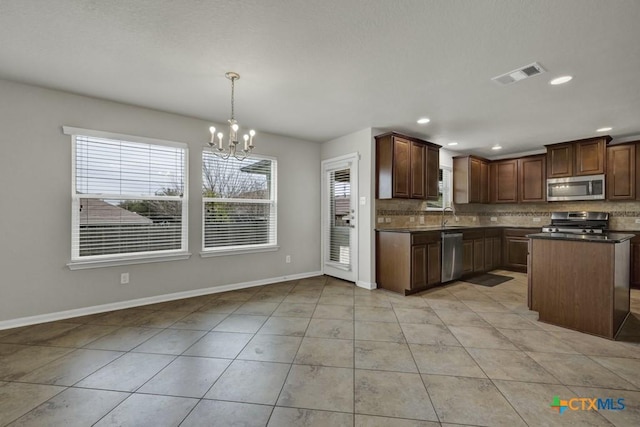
[410,141,426,199]
[411,245,427,289]
[575,138,606,176]
[469,157,482,203]
[631,240,640,289]
[426,146,440,200]
[427,242,441,286]
[490,160,518,203]
[504,237,528,272]
[519,155,546,202]
[484,238,494,271]
[393,137,411,198]
[480,161,489,203]
[607,144,635,200]
[473,238,484,272]
[462,240,474,274]
[547,143,573,178]
[492,237,502,268]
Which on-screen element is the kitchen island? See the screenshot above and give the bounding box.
[527,232,635,339]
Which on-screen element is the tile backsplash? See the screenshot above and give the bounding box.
[376,199,640,230]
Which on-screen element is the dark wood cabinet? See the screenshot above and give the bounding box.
[575,137,607,176]
[490,159,518,203]
[453,156,489,204]
[546,136,611,179]
[547,143,574,178]
[462,240,474,274]
[473,238,484,272]
[426,145,440,199]
[631,236,640,290]
[376,132,440,200]
[376,230,441,294]
[518,155,546,202]
[484,229,503,271]
[410,141,426,199]
[503,228,535,273]
[607,143,636,200]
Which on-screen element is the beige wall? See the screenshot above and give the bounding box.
[0,79,322,323]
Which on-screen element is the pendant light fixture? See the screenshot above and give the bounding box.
[207,72,256,161]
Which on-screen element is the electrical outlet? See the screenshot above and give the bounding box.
[635,218,640,224]
[532,217,541,223]
[455,216,460,222]
[472,216,477,222]
[409,217,415,222]
[385,218,391,223]
[285,255,291,264]
[419,216,425,224]
[377,217,384,224]
[490,217,498,222]
[120,273,129,284]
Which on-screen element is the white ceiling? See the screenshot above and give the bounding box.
[1,0,639,157]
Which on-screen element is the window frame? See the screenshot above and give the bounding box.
[200,151,279,257]
[425,165,453,211]
[64,126,190,270]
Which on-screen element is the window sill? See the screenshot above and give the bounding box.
[200,245,279,258]
[67,252,192,270]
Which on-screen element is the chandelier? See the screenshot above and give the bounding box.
[207,72,256,161]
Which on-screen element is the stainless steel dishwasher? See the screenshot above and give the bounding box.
[441,232,463,282]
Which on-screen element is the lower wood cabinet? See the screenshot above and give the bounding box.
[631,235,640,289]
[462,229,503,277]
[376,230,441,294]
[503,228,537,272]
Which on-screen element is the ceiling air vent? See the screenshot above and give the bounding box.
[491,62,546,85]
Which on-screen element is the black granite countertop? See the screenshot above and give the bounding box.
[527,232,636,243]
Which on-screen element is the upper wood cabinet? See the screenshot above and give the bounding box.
[546,136,611,178]
[547,143,573,178]
[518,154,546,202]
[489,159,518,203]
[607,143,637,200]
[453,155,489,204]
[376,132,441,200]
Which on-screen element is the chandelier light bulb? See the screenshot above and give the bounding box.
[209,126,216,144]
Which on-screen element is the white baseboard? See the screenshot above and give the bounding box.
[0,270,323,331]
[357,280,377,290]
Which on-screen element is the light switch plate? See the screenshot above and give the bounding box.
[409,217,415,222]
[636,218,640,224]
[532,217,541,222]
[490,217,497,222]
[419,216,425,224]
[359,196,366,206]
[385,218,391,223]
[377,217,384,224]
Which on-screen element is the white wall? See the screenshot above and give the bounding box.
[0,79,321,323]
[321,128,376,288]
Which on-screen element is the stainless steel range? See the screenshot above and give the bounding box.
[541,211,609,234]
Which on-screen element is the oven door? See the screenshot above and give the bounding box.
[547,174,605,201]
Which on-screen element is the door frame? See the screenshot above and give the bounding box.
[321,152,359,283]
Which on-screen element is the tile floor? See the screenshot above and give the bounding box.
[1,271,639,426]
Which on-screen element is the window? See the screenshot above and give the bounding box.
[66,127,188,268]
[202,152,277,254]
[426,166,453,210]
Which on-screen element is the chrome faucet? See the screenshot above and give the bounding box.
[441,206,456,228]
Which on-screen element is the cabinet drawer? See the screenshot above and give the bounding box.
[411,232,440,245]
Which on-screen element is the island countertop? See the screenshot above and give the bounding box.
[527,232,635,243]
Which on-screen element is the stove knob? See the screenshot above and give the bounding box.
[589,229,595,234]
[554,228,559,232]
[582,229,587,233]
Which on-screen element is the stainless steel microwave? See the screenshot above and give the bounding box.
[547,174,605,201]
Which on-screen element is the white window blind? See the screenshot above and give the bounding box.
[202,152,277,252]
[70,132,188,262]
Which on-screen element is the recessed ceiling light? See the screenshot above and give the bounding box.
[492,145,502,150]
[448,142,458,146]
[596,127,612,132]
[549,75,573,85]
[417,118,430,124]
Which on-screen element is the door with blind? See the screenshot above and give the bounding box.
[322,154,358,282]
